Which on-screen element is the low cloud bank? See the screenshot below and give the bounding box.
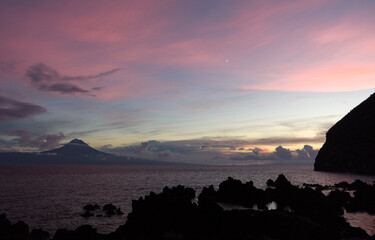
[230,145,318,161]
[100,139,320,164]
[3,130,65,151]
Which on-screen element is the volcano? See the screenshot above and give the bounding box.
[42,139,111,157]
[0,139,177,165]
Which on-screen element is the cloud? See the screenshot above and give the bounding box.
[100,139,198,159]
[251,136,324,145]
[102,137,320,159]
[6,130,65,150]
[100,137,321,164]
[200,144,236,150]
[275,145,292,160]
[0,95,47,123]
[25,64,119,95]
[134,142,150,153]
[231,145,319,162]
[251,147,262,155]
[158,150,172,158]
[38,83,89,94]
[230,153,275,161]
[296,145,319,159]
[0,60,19,72]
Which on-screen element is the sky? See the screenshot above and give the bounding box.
[0,0,374,164]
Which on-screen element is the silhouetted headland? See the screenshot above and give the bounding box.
[1,175,374,240]
[0,139,181,165]
[315,93,375,175]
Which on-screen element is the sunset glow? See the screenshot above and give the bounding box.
[1,0,374,164]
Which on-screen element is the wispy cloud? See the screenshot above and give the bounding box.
[250,136,325,145]
[25,64,119,95]
[0,60,20,72]
[0,95,46,123]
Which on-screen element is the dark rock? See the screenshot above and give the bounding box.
[303,183,330,192]
[0,215,29,240]
[53,228,70,240]
[328,190,351,206]
[102,204,116,212]
[266,179,275,187]
[80,211,94,218]
[113,175,371,239]
[216,177,270,208]
[105,210,115,217]
[351,179,369,190]
[103,204,118,216]
[116,208,124,215]
[1,176,374,240]
[53,225,103,240]
[11,221,29,240]
[112,175,371,240]
[0,213,11,234]
[274,174,291,188]
[315,93,375,175]
[83,204,100,211]
[30,228,49,240]
[115,185,197,238]
[334,181,351,190]
[198,185,224,219]
[74,225,98,239]
[346,182,375,213]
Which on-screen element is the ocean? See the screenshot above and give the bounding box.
[0,165,374,236]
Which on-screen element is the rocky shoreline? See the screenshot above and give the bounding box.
[1,175,375,240]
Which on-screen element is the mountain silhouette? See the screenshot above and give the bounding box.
[42,139,111,157]
[315,93,375,174]
[0,139,179,165]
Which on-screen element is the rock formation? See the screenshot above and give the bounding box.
[315,93,375,174]
[1,176,374,239]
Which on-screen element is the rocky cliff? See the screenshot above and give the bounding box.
[314,93,375,175]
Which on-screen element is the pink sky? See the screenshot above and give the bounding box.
[0,0,374,163]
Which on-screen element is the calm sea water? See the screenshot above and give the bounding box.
[0,165,374,235]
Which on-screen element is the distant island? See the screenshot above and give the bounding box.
[0,139,178,165]
[315,93,375,175]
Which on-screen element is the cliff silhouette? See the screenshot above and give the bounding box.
[315,93,375,174]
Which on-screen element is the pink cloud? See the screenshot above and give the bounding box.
[256,64,374,92]
[236,5,375,92]
[1,0,374,98]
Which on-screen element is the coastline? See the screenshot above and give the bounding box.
[1,174,374,240]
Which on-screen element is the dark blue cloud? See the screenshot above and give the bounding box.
[0,95,46,123]
[6,130,65,150]
[25,63,119,95]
